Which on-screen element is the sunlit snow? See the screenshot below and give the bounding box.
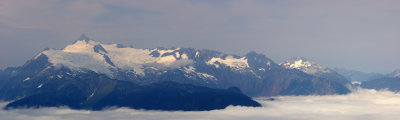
[37,84,43,88]
[207,56,249,70]
[42,40,192,76]
[23,77,30,82]
[281,58,331,74]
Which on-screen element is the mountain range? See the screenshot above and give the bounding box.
[361,69,400,92]
[330,67,400,92]
[333,68,384,82]
[0,35,352,110]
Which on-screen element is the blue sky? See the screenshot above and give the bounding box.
[0,0,399,73]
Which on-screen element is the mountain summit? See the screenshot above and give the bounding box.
[77,34,92,41]
[280,58,350,85]
[280,58,331,74]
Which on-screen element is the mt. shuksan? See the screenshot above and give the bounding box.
[0,35,350,100]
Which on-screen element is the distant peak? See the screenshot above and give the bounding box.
[289,57,309,62]
[78,34,91,41]
[245,51,258,56]
[280,57,332,74]
[73,34,96,44]
[281,58,313,69]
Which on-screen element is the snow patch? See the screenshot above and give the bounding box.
[195,51,199,57]
[181,54,188,59]
[183,66,196,73]
[287,59,311,68]
[156,55,177,65]
[182,66,217,80]
[206,56,249,70]
[37,84,43,88]
[34,53,44,59]
[197,73,217,80]
[352,81,361,85]
[23,77,30,82]
[89,91,96,98]
[157,48,180,56]
[175,52,180,58]
[281,59,331,74]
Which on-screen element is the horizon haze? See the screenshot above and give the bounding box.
[0,0,399,73]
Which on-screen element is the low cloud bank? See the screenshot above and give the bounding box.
[1,89,399,120]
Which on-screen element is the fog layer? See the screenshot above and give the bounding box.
[1,89,399,120]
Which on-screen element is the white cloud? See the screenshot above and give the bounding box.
[0,89,399,120]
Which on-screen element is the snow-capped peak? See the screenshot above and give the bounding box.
[63,39,100,53]
[40,35,194,77]
[206,56,249,70]
[280,58,331,74]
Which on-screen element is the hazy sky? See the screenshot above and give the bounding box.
[0,0,399,73]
